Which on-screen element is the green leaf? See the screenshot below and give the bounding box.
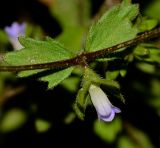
[35,119,51,133]
[64,112,76,124]
[151,79,160,97]
[144,48,160,63]
[98,79,120,90]
[148,97,160,111]
[94,118,122,143]
[0,29,9,51]
[84,68,120,89]
[148,79,160,110]
[5,37,71,67]
[136,63,155,74]
[51,0,90,52]
[61,77,80,93]
[138,18,158,32]
[56,27,86,53]
[40,67,74,88]
[106,71,120,80]
[145,0,160,20]
[4,37,74,88]
[118,136,136,148]
[0,108,27,133]
[51,0,90,28]
[133,44,160,63]
[26,23,44,39]
[85,2,138,52]
[0,29,8,44]
[120,69,127,77]
[134,45,150,57]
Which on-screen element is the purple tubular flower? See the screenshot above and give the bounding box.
[5,22,26,50]
[89,84,121,122]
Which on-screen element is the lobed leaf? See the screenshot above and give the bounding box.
[4,37,74,88]
[85,2,139,52]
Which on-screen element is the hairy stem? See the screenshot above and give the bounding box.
[0,27,160,72]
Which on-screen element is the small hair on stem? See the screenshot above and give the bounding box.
[0,27,160,72]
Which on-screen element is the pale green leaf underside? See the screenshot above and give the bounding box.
[40,67,74,88]
[18,67,74,89]
[85,3,139,52]
[4,37,74,88]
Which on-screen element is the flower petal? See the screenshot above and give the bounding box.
[5,22,26,38]
[89,84,121,122]
[4,22,26,50]
[112,106,121,113]
[98,109,115,122]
